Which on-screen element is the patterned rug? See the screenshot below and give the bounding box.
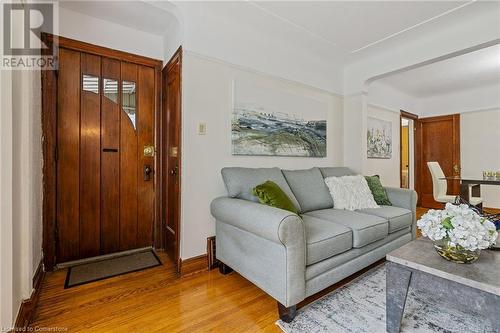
[277,264,494,333]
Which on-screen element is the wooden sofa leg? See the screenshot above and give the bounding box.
[278,302,297,323]
[218,262,233,275]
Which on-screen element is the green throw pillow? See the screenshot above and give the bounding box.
[252,181,299,214]
[365,175,392,206]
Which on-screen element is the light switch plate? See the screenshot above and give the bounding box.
[197,122,207,135]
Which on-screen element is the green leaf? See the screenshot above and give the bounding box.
[441,217,453,230]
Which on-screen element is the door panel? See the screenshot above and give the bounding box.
[162,50,181,265]
[56,48,81,262]
[120,62,139,251]
[137,66,155,247]
[416,114,460,209]
[101,57,121,254]
[80,53,101,258]
[56,48,157,262]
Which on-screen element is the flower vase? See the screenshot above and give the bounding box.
[433,239,480,264]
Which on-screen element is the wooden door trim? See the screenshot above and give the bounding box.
[414,119,422,206]
[41,33,163,270]
[161,46,182,273]
[43,34,162,69]
[400,110,418,121]
[399,110,418,188]
[41,33,57,271]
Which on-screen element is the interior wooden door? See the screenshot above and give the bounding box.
[415,114,461,209]
[56,49,156,263]
[162,49,182,266]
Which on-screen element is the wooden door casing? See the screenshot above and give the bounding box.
[162,47,182,268]
[416,114,461,209]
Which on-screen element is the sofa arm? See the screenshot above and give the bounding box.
[385,187,418,238]
[211,197,306,307]
[385,187,417,211]
[211,197,304,245]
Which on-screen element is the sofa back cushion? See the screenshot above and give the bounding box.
[221,167,300,210]
[319,167,356,178]
[282,167,333,213]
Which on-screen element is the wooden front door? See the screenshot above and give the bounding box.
[162,48,182,267]
[415,114,461,209]
[56,48,157,263]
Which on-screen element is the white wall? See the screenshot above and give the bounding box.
[363,105,401,187]
[58,7,164,60]
[176,1,343,94]
[0,6,43,327]
[461,109,500,208]
[181,52,344,258]
[342,93,365,173]
[0,68,43,331]
[0,63,15,332]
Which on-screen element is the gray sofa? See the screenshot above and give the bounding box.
[210,167,417,322]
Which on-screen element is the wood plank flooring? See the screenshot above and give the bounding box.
[31,208,429,332]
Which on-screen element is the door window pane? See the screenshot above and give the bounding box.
[122,81,136,129]
[103,78,118,103]
[82,75,99,94]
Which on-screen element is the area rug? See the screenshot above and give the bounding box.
[277,264,494,333]
[65,249,161,288]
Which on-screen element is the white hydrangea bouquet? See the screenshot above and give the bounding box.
[417,203,498,263]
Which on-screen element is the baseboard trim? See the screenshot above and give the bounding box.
[179,254,208,277]
[13,259,45,331]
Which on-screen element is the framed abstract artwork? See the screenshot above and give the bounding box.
[367,117,392,159]
[231,80,327,157]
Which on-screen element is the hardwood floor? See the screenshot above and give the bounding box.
[31,208,430,332]
[32,252,282,332]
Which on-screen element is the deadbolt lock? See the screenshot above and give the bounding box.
[144,145,155,157]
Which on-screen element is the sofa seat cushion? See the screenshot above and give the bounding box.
[303,215,352,265]
[305,209,388,248]
[357,206,412,233]
[282,167,333,213]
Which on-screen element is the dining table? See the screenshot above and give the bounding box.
[440,176,500,205]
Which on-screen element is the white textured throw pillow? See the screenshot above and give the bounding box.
[324,175,379,210]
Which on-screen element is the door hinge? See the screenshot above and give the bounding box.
[54,146,58,161]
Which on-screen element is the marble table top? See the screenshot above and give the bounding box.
[387,239,499,296]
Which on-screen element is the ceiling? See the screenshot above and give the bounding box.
[375,43,500,97]
[249,1,470,54]
[58,1,498,61]
[58,1,176,35]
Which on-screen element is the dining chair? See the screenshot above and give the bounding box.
[427,161,483,206]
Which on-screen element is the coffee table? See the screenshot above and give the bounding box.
[386,239,499,333]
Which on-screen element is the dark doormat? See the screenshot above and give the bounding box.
[65,249,161,288]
